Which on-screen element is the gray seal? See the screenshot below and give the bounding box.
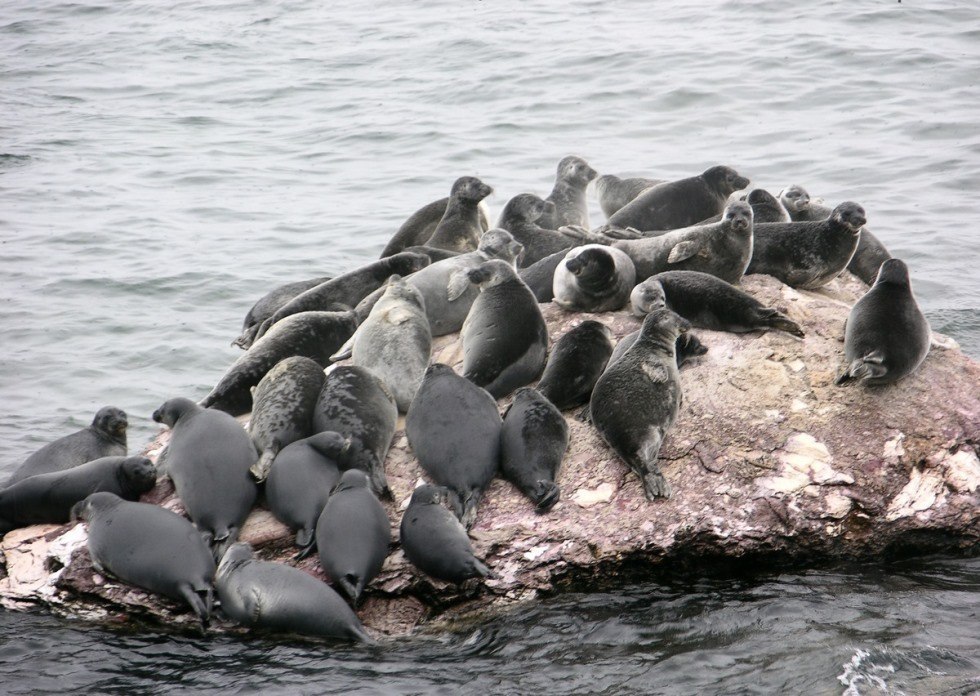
[0,455,156,536]
[500,387,569,512]
[496,193,582,267]
[248,356,326,481]
[312,366,397,500]
[610,329,707,369]
[233,276,331,349]
[836,259,931,386]
[201,310,357,416]
[405,363,502,528]
[265,431,351,552]
[613,200,754,284]
[536,320,614,410]
[449,259,549,399]
[552,244,637,312]
[315,469,391,603]
[605,165,750,232]
[7,406,128,485]
[700,188,789,224]
[746,201,866,289]
[72,491,216,626]
[215,542,374,642]
[590,308,688,499]
[594,174,665,219]
[331,276,431,413]
[399,483,493,584]
[152,397,258,558]
[381,195,490,258]
[537,156,598,229]
[425,176,494,253]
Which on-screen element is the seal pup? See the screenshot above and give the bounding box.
[73,492,216,626]
[633,273,804,337]
[552,244,637,312]
[381,195,490,257]
[201,310,357,416]
[609,329,707,369]
[152,397,258,559]
[7,406,128,485]
[612,200,754,284]
[495,193,582,267]
[536,320,614,410]
[537,156,598,229]
[233,276,331,349]
[594,174,665,218]
[425,176,494,253]
[265,431,350,553]
[400,483,493,584]
[312,366,397,500]
[519,249,567,303]
[331,276,431,412]
[315,469,390,603]
[405,364,502,528]
[836,259,931,386]
[747,201,866,289]
[248,356,326,481]
[449,259,549,399]
[0,455,156,536]
[700,188,789,224]
[500,387,569,512]
[590,308,688,499]
[215,542,374,642]
[605,165,750,232]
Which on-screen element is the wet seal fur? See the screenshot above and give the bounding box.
[537,320,615,410]
[500,387,569,512]
[553,244,636,312]
[425,176,494,253]
[537,156,598,229]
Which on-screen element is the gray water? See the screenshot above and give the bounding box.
[2,1,979,693]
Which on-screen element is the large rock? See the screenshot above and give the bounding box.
[2,273,978,638]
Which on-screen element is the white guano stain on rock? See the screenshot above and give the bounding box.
[571,483,616,508]
[885,466,947,521]
[758,433,855,494]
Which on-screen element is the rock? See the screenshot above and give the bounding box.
[2,272,979,638]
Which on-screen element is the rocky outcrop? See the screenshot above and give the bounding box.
[2,272,978,638]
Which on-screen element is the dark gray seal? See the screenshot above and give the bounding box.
[610,328,707,369]
[536,320,614,410]
[496,193,582,267]
[215,542,374,642]
[233,276,331,349]
[381,195,490,258]
[552,244,637,312]
[537,156,598,229]
[265,431,350,552]
[405,363,502,528]
[7,406,128,485]
[605,165,750,232]
[312,366,397,500]
[594,174,665,219]
[201,310,357,416]
[700,188,789,224]
[399,483,493,584]
[73,491,216,626]
[425,176,494,253]
[613,200,754,284]
[152,397,258,558]
[500,387,569,512]
[518,249,568,303]
[0,455,156,536]
[836,259,931,386]
[248,356,326,481]
[746,201,866,289]
[450,259,549,399]
[590,309,688,499]
[315,469,391,603]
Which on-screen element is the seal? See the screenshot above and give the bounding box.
[247,356,326,481]
[605,165,750,232]
[552,244,637,312]
[700,188,789,224]
[594,174,665,219]
[746,201,866,289]
[7,406,128,485]
[201,310,357,416]
[331,276,431,412]
[518,249,568,303]
[152,397,258,559]
[72,491,216,626]
[315,469,391,603]
[537,156,598,229]
[612,200,754,284]
[536,320,614,410]
[609,328,707,369]
[215,542,375,642]
[425,176,494,253]
[405,363,502,528]
[399,483,493,584]
[380,195,490,257]
[836,259,931,386]
[590,308,689,499]
[500,387,569,512]
[312,366,397,500]
[0,455,156,536]
[495,193,582,267]
[632,272,804,337]
[233,276,331,349]
[265,431,351,553]
[449,259,549,399]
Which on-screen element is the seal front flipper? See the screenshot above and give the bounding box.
[666,240,703,264]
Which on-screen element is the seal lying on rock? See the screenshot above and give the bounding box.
[594,173,665,218]
[553,245,637,313]
[381,195,490,258]
[537,155,598,230]
[700,188,789,224]
[609,328,707,369]
[425,176,494,253]
[537,320,614,410]
[233,276,331,350]
[500,387,569,512]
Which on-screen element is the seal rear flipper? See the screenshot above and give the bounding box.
[250,446,279,482]
[210,527,240,562]
[532,481,560,513]
[460,491,483,530]
[366,464,393,502]
[471,558,495,580]
[840,355,888,384]
[337,573,364,604]
[293,528,316,557]
[179,583,212,629]
[330,334,356,362]
[232,325,259,351]
[761,309,805,338]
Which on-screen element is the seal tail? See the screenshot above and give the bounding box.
[249,446,279,482]
[762,310,805,338]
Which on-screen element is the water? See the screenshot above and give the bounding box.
[1,0,978,692]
